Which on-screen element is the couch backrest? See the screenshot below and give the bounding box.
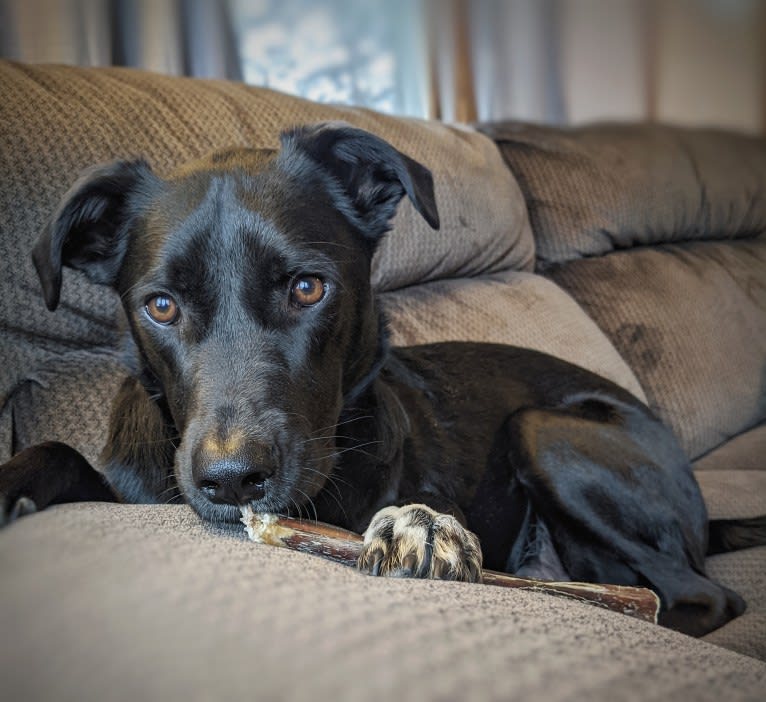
[480,122,766,459]
[478,122,766,269]
[0,60,532,317]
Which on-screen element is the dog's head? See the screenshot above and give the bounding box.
[32,124,439,522]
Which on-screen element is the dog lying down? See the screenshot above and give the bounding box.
[1,122,765,638]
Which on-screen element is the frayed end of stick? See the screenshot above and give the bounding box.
[240,506,277,543]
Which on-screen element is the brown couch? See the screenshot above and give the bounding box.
[1,61,764,700]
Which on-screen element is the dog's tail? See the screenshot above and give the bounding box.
[707,516,766,556]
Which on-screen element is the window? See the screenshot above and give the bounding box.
[229,0,429,117]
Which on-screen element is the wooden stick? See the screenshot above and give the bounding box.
[241,509,660,624]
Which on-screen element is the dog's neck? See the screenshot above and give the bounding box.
[344,341,390,408]
[342,304,391,406]
[328,356,412,531]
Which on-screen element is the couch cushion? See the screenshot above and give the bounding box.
[693,424,766,472]
[695,469,766,524]
[1,503,764,701]
[696,470,766,521]
[382,270,646,401]
[546,239,766,460]
[478,121,766,269]
[7,350,129,465]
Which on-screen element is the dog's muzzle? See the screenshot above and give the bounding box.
[192,434,278,506]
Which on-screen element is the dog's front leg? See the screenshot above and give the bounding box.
[0,442,117,525]
[358,501,482,582]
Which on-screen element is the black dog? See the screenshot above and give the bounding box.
[2,123,764,637]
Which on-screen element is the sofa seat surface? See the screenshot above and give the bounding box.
[1,503,765,702]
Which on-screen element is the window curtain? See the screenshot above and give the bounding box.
[1,0,763,132]
[434,0,764,132]
[0,0,242,80]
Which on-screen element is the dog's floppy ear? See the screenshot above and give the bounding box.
[280,122,440,239]
[32,159,156,311]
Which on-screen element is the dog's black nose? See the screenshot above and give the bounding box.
[195,458,274,506]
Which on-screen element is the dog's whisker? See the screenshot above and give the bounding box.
[299,436,358,449]
[304,417,373,440]
[316,441,382,461]
[292,487,318,523]
[300,432,380,445]
[287,494,303,521]
[162,492,182,505]
[156,484,179,497]
[321,449,378,463]
[298,465,355,491]
[157,484,183,504]
[320,485,348,522]
[318,475,351,521]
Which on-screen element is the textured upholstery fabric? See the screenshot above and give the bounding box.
[478,121,766,269]
[10,350,130,466]
[694,471,766,660]
[693,424,766,472]
[696,470,766,520]
[0,60,532,462]
[381,270,646,401]
[705,547,766,661]
[1,504,764,702]
[547,239,766,460]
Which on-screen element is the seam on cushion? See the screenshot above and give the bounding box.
[375,262,542,296]
[3,377,33,458]
[20,348,124,388]
[0,401,12,463]
[2,348,126,408]
[534,227,766,272]
[483,131,766,267]
[537,232,766,273]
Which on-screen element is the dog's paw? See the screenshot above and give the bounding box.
[358,504,482,582]
[0,493,38,527]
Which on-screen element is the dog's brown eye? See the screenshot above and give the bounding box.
[290,276,326,307]
[145,295,179,325]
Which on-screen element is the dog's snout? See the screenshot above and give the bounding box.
[195,458,273,505]
[193,434,278,506]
